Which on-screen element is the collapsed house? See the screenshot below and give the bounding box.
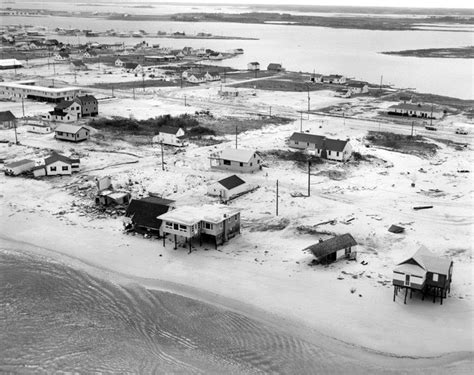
[94,176,131,206]
[124,197,176,235]
[304,233,357,264]
[4,159,35,176]
[393,247,453,305]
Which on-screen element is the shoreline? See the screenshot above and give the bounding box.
[1,238,472,372]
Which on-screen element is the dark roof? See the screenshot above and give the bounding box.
[306,233,357,260]
[289,132,349,152]
[388,224,405,233]
[124,62,139,69]
[159,126,183,135]
[59,52,69,58]
[249,61,259,65]
[0,110,16,122]
[77,95,97,105]
[71,60,86,67]
[5,159,34,168]
[55,100,76,110]
[45,153,80,166]
[267,63,282,70]
[218,175,246,190]
[125,197,175,229]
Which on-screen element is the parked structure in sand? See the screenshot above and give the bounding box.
[393,247,453,305]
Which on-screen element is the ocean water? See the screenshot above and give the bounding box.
[2,249,468,374]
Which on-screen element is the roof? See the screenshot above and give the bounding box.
[71,60,86,67]
[58,52,69,58]
[158,204,241,226]
[389,103,438,113]
[0,81,81,94]
[55,124,87,134]
[267,63,282,69]
[45,153,79,166]
[188,72,206,79]
[124,62,139,69]
[394,263,426,278]
[218,148,258,163]
[0,110,16,122]
[27,123,50,128]
[55,100,77,110]
[217,175,246,190]
[159,126,183,135]
[398,247,452,276]
[125,197,175,229]
[388,224,405,233]
[305,233,357,259]
[289,132,349,152]
[5,159,34,169]
[77,95,97,104]
[248,61,259,65]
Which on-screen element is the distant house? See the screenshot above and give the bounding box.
[207,175,251,202]
[187,72,207,84]
[124,62,142,73]
[71,60,87,70]
[124,197,176,235]
[393,247,453,305]
[153,126,186,147]
[387,103,443,119]
[288,132,352,162]
[205,71,221,81]
[247,62,260,71]
[322,74,346,84]
[47,99,82,122]
[310,74,323,83]
[399,94,413,104]
[267,63,283,72]
[0,110,16,129]
[209,52,224,60]
[26,122,52,134]
[54,124,90,142]
[0,58,23,70]
[347,81,369,94]
[4,159,35,176]
[83,50,97,58]
[210,148,263,173]
[305,233,357,264]
[54,52,70,61]
[33,153,80,177]
[218,87,239,97]
[76,95,98,117]
[158,204,241,250]
[115,57,128,67]
[182,46,193,55]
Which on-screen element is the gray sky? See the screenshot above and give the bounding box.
[156,0,473,8]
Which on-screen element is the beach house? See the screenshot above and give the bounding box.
[210,148,263,173]
[267,63,283,72]
[33,153,80,177]
[153,126,186,147]
[288,132,352,162]
[207,175,250,202]
[393,247,453,305]
[26,122,52,134]
[54,124,90,142]
[304,233,357,264]
[76,95,98,117]
[247,62,260,71]
[47,99,82,122]
[387,103,443,119]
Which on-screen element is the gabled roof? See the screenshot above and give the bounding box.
[58,52,69,58]
[305,233,357,259]
[188,72,206,79]
[289,132,349,152]
[5,159,34,169]
[159,126,183,135]
[71,60,86,67]
[267,63,282,69]
[0,110,16,122]
[158,204,241,226]
[55,124,88,134]
[77,95,97,104]
[45,153,79,166]
[397,247,452,276]
[55,100,77,110]
[124,62,139,69]
[219,148,258,163]
[125,197,175,229]
[248,61,259,65]
[217,175,246,190]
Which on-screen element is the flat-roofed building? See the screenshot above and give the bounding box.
[0,80,82,103]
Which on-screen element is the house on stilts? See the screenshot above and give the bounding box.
[393,247,453,305]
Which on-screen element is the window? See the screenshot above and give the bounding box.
[204,222,213,230]
[405,274,410,286]
[307,142,309,146]
[62,166,68,171]
[239,162,243,167]
[179,224,187,231]
[432,273,438,282]
[250,162,253,166]
[173,223,179,230]
[165,221,172,228]
[57,131,63,136]
[337,152,340,156]
[50,166,57,172]
[328,151,331,155]
[294,141,299,145]
[223,160,231,165]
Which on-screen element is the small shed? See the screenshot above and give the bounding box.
[0,110,17,129]
[207,175,249,201]
[305,233,357,264]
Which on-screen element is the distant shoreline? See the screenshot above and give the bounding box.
[381,46,474,59]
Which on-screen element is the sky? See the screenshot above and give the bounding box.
[141,0,474,8]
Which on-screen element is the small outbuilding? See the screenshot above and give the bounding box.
[0,110,17,129]
[247,62,260,71]
[305,233,357,264]
[267,63,283,72]
[207,175,250,202]
[26,122,53,134]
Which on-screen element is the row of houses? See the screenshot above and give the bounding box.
[387,103,444,120]
[4,153,80,177]
[183,69,221,84]
[0,80,83,103]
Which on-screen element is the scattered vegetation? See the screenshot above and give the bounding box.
[366,131,438,156]
[262,149,324,167]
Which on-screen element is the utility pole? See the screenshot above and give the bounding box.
[133,86,135,100]
[184,95,187,106]
[276,179,279,216]
[307,86,310,119]
[21,96,25,118]
[13,118,18,145]
[235,125,238,149]
[53,62,56,75]
[142,72,145,92]
[269,106,271,117]
[411,121,414,138]
[307,161,311,197]
[161,142,164,171]
[379,75,383,93]
[300,111,303,132]
[111,85,114,97]
[430,103,433,128]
